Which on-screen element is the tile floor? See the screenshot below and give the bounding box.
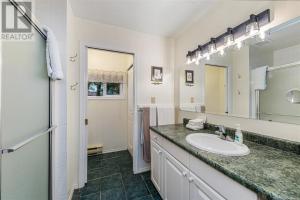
[72,150,162,200]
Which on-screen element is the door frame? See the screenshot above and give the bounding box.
[79,41,138,187]
[204,64,229,114]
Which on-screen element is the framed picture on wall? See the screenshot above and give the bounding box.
[151,66,163,83]
[185,70,194,84]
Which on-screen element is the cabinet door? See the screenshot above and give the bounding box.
[189,172,226,200]
[151,141,163,195]
[163,152,189,200]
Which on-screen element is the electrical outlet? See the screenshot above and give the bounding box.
[151,97,156,104]
[190,97,194,103]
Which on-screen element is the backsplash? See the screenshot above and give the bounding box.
[183,118,300,155]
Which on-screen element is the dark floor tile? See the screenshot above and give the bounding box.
[132,195,153,200]
[101,187,126,200]
[125,182,149,200]
[99,158,117,168]
[88,159,101,170]
[99,165,121,177]
[140,171,151,181]
[87,169,101,181]
[122,173,143,186]
[80,192,100,200]
[88,155,100,162]
[115,150,131,157]
[100,174,123,191]
[120,162,133,173]
[99,152,119,160]
[88,165,120,181]
[144,179,156,194]
[151,191,162,200]
[80,179,101,196]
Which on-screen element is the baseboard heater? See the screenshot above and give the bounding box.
[88,144,103,156]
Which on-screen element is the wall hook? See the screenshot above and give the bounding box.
[70,82,79,90]
[70,53,77,62]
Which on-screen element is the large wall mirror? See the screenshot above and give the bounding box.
[180,16,300,125]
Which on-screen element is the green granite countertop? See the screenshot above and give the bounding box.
[150,124,300,200]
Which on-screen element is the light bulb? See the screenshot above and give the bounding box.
[236,41,242,49]
[259,31,266,40]
[219,49,225,56]
[186,57,192,65]
[246,14,259,36]
[224,28,234,46]
[206,54,210,60]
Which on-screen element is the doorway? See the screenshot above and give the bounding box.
[79,45,136,187]
[204,64,228,114]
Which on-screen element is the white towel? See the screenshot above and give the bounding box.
[43,26,64,80]
[251,66,268,90]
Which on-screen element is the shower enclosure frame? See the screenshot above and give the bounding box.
[0,1,53,199]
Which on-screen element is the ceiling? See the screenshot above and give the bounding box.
[70,0,217,37]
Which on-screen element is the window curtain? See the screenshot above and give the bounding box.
[88,69,127,83]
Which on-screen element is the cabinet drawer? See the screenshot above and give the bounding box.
[150,130,164,146]
[189,155,257,200]
[189,171,225,200]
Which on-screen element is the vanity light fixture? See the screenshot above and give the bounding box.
[246,14,260,36]
[209,38,217,53]
[186,9,270,64]
[224,28,234,46]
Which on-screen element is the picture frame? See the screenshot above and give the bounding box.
[151,66,163,83]
[185,70,194,84]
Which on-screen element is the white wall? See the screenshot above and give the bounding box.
[175,1,300,142]
[87,50,133,153]
[67,15,175,190]
[67,2,78,198]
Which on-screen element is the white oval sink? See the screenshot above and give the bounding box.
[186,133,250,156]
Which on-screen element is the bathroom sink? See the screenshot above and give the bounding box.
[186,133,250,156]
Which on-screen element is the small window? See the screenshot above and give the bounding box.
[88,82,124,99]
[88,82,103,96]
[106,83,120,95]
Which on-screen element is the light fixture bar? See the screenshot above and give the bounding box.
[186,9,270,64]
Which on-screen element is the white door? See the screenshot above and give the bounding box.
[151,141,163,195]
[127,67,134,155]
[189,172,225,200]
[163,152,189,200]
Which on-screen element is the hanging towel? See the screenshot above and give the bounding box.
[251,66,268,90]
[141,107,151,163]
[43,26,64,80]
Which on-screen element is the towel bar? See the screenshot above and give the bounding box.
[0,126,57,154]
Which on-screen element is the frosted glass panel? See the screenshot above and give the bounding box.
[260,65,300,124]
[1,27,49,199]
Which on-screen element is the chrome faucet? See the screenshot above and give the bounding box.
[215,125,232,141]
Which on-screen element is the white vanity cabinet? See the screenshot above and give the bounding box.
[150,130,258,200]
[151,140,164,195]
[163,151,189,200]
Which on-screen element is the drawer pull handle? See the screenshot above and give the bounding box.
[158,150,162,154]
[182,172,188,177]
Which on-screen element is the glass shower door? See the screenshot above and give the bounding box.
[0,7,50,200]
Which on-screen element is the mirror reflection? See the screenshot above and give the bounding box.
[180,16,300,125]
